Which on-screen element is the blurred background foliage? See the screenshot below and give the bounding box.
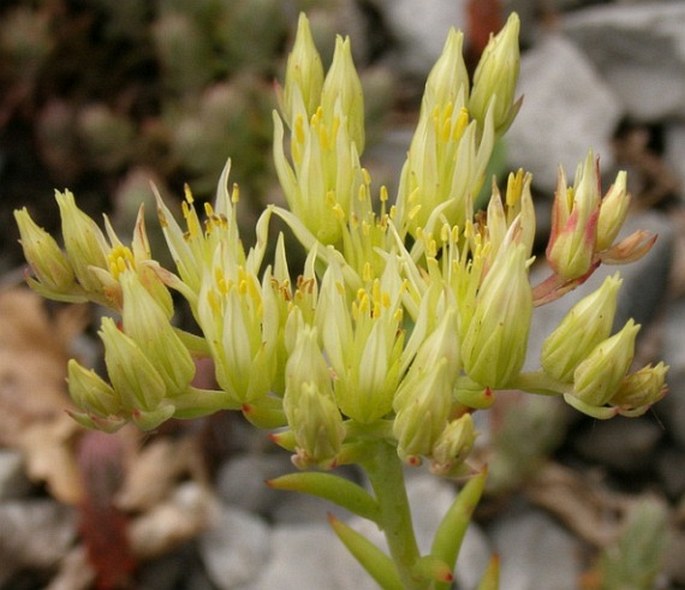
[0,0,396,266]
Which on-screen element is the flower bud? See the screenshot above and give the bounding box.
[424,27,470,109]
[56,190,110,293]
[14,207,79,297]
[468,12,521,135]
[99,317,168,415]
[546,152,601,281]
[283,326,345,468]
[596,171,630,252]
[430,413,477,477]
[461,243,532,388]
[541,273,622,382]
[393,358,452,464]
[321,34,365,154]
[67,359,126,432]
[280,13,324,125]
[120,270,195,395]
[565,319,640,417]
[610,362,668,417]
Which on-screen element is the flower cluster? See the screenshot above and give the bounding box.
[15,12,667,472]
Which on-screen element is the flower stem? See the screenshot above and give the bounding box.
[361,440,425,590]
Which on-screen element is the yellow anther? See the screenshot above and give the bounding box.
[108,245,134,279]
[452,107,469,142]
[231,183,240,204]
[184,183,194,205]
[362,262,372,283]
[506,169,525,208]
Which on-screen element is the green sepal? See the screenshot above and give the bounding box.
[242,396,287,429]
[476,555,500,590]
[328,514,403,590]
[269,428,297,451]
[431,469,487,590]
[267,472,380,523]
[411,555,453,585]
[172,386,242,419]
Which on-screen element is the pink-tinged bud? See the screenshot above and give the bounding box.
[461,243,532,388]
[430,413,476,477]
[564,319,640,418]
[596,171,630,252]
[14,207,81,299]
[610,362,668,417]
[546,152,601,281]
[541,273,622,382]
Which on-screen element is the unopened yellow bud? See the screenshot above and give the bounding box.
[541,273,622,382]
[281,13,324,124]
[468,12,521,135]
[565,319,640,417]
[283,326,344,468]
[424,27,469,107]
[67,359,126,432]
[56,190,109,293]
[596,171,630,252]
[14,207,79,297]
[393,359,452,464]
[462,244,532,388]
[120,270,195,395]
[430,413,476,477]
[322,34,365,154]
[610,362,668,417]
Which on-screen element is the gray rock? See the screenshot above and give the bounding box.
[665,123,685,204]
[656,447,685,500]
[0,500,76,587]
[572,416,663,473]
[215,451,293,516]
[199,505,271,590]
[252,522,376,590]
[655,296,685,448]
[489,507,583,590]
[506,33,622,191]
[370,0,467,77]
[0,449,32,500]
[563,3,685,121]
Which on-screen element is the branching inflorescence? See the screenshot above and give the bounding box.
[15,13,668,589]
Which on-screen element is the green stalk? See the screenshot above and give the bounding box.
[360,440,425,590]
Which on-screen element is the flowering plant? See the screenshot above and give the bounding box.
[15,13,667,589]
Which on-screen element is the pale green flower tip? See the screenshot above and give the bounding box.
[541,272,623,382]
[54,189,109,291]
[596,170,630,252]
[14,207,76,293]
[286,382,345,470]
[571,319,641,407]
[430,414,477,477]
[462,245,531,388]
[610,362,669,416]
[67,358,121,417]
[425,26,469,107]
[322,33,365,154]
[469,12,521,134]
[283,12,324,123]
[99,316,168,412]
